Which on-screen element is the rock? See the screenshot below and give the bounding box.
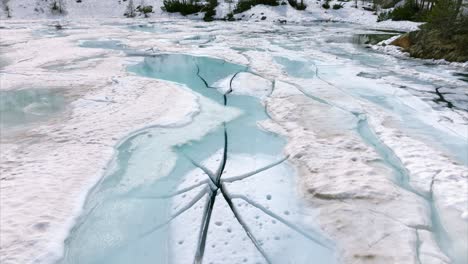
[390,33,411,50]
[391,29,468,62]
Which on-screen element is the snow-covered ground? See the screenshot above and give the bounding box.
[0,0,421,31]
[0,5,467,264]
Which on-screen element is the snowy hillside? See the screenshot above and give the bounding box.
[0,0,420,31]
[0,0,165,19]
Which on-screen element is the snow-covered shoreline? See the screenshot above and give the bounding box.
[372,35,468,69]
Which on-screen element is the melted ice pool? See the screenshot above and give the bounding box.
[0,88,66,129]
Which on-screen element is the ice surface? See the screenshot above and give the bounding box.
[60,52,334,264]
[79,39,128,50]
[274,56,316,78]
[0,88,66,130]
[1,18,467,264]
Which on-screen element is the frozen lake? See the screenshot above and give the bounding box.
[0,19,467,264]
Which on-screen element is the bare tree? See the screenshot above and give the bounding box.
[51,0,66,14]
[2,0,11,18]
[125,0,136,17]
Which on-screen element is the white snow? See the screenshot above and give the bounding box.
[1,0,421,31]
[0,10,466,264]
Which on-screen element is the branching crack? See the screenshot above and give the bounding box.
[434,87,455,109]
[415,229,423,264]
[368,203,433,233]
[132,180,209,200]
[139,66,331,263]
[220,184,273,264]
[267,79,276,97]
[196,64,216,89]
[231,194,333,250]
[367,233,391,249]
[195,63,246,107]
[214,125,228,181]
[183,154,218,189]
[428,169,442,200]
[140,187,208,238]
[226,71,242,95]
[222,155,290,183]
[194,190,217,264]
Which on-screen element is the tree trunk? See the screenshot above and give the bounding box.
[454,0,463,16]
